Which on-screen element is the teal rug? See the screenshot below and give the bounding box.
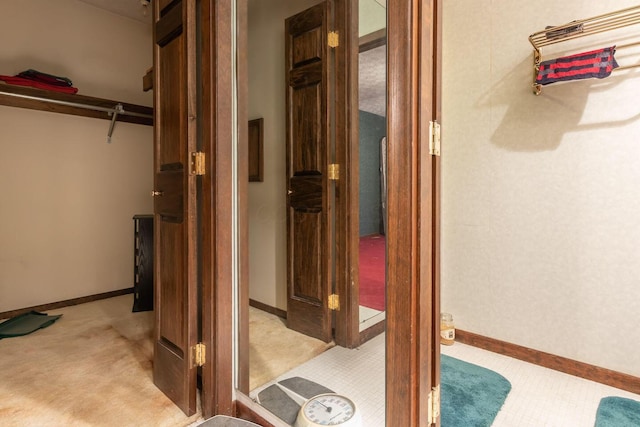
[595,396,640,427]
[442,354,512,427]
[0,311,62,339]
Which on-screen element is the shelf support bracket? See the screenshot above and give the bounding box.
[107,103,125,143]
[533,49,542,95]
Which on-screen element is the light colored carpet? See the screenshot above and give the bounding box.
[249,306,334,391]
[0,296,332,425]
[0,295,202,427]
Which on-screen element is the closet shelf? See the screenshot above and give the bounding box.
[528,5,640,95]
[0,83,153,126]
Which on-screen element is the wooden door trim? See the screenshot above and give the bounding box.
[359,28,386,53]
[433,1,443,423]
[386,0,441,425]
[236,0,250,397]
[333,0,360,349]
[200,0,237,417]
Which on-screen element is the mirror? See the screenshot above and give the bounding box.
[357,29,387,332]
[243,0,388,425]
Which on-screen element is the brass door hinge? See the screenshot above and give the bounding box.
[328,163,340,180]
[429,121,441,157]
[328,294,340,311]
[328,31,339,48]
[427,384,441,425]
[192,343,206,367]
[191,152,205,175]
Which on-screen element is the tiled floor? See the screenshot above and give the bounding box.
[252,334,640,426]
[251,333,385,426]
[359,305,385,331]
[445,343,640,427]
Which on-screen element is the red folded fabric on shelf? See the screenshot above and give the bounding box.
[0,75,78,94]
[535,46,619,86]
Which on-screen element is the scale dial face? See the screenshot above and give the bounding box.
[296,393,361,427]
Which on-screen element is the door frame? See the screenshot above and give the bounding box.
[385,0,442,424]
[333,0,360,349]
[199,0,239,417]
[202,0,442,424]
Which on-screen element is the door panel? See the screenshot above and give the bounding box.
[292,212,322,299]
[291,83,322,171]
[289,175,322,211]
[152,0,198,416]
[286,1,332,342]
[155,170,183,222]
[292,29,322,66]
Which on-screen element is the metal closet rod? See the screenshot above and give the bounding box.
[2,90,153,119]
[2,90,153,143]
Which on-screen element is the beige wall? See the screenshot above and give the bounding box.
[359,0,386,36]
[0,0,153,312]
[442,1,640,375]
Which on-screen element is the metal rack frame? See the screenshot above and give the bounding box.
[529,5,640,95]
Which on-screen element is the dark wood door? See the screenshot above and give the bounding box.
[285,1,333,343]
[152,0,199,416]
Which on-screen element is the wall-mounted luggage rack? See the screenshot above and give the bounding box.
[529,5,640,95]
[0,83,153,142]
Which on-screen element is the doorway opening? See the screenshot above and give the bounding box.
[242,0,391,424]
[357,30,387,333]
[245,0,388,369]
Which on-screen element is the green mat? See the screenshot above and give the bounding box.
[0,311,62,339]
[595,396,640,427]
[441,354,512,427]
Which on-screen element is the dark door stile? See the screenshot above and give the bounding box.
[152,0,199,416]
